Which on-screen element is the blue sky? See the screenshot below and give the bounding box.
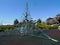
[0,0,60,25]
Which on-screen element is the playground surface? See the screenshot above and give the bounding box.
[0,30,60,45]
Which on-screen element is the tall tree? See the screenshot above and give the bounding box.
[56,14,60,23]
[14,19,19,25]
[58,18,60,23]
[37,19,42,23]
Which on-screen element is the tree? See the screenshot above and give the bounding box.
[37,19,42,23]
[58,18,60,23]
[56,14,60,23]
[29,20,35,29]
[14,19,19,25]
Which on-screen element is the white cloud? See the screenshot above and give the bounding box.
[3,23,13,25]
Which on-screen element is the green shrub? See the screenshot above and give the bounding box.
[51,26,58,29]
[37,23,58,30]
[37,23,49,29]
[0,25,16,32]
